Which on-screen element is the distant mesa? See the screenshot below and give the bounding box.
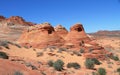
[7,16,34,26]
[0,15,35,31]
[0,15,35,26]
[0,15,35,41]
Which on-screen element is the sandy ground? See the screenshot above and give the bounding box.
[0,44,120,75]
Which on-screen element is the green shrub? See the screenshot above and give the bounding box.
[85,58,94,69]
[0,51,9,59]
[53,59,64,71]
[25,62,37,70]
[48,60,54,67]
[117,67,120,75]
[67,62,80,69]
[67,63,73,68]
[91,58,101,65]
[110,55,119,61]
[97,68,106,75]
[14,71,23,75]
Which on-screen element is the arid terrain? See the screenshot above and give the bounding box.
[89,30,120,52]
[0,15,120,75]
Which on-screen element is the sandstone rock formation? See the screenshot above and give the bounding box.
[54,25,68,38]
[18,22,111,60]
[64,23,91,49]
[0,59,41,75]
[7,16,34,26]
[18,23,65,48]
[0,15,34,41]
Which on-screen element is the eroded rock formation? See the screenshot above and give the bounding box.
[18,22,111,60]
[18,23,65,48]
[54,25,68,39]
[0,15,34,41]
[7,16,34,26]
[64,23,91,49]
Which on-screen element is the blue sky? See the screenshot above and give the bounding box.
[0,0,120,32]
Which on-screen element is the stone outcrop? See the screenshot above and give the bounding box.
[18,22,111,60]
[18,23,65,48]
[0,15,34,41]
[54,25,68,38]
[7,16,34,26]
[64,23,91,50]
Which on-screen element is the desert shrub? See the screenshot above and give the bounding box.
[67,62,81,69]
[85,58,95,69]
[24,46,29,49]
[67,63,73,68]
[91,58,101,65]
[48,60,54,67]
[53,59,64,71]
[80,48,84,53]
[25,62,37,70]
[110,55,119,61]
[14,44,21,48]
[72,51,81,56]
[117,67,120,75]
[59,48,67,51]
[14,71,23,75]
[36,52,43,57]
[97,68,106,75]
[0,40,9,49]
[0,51,9,59]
